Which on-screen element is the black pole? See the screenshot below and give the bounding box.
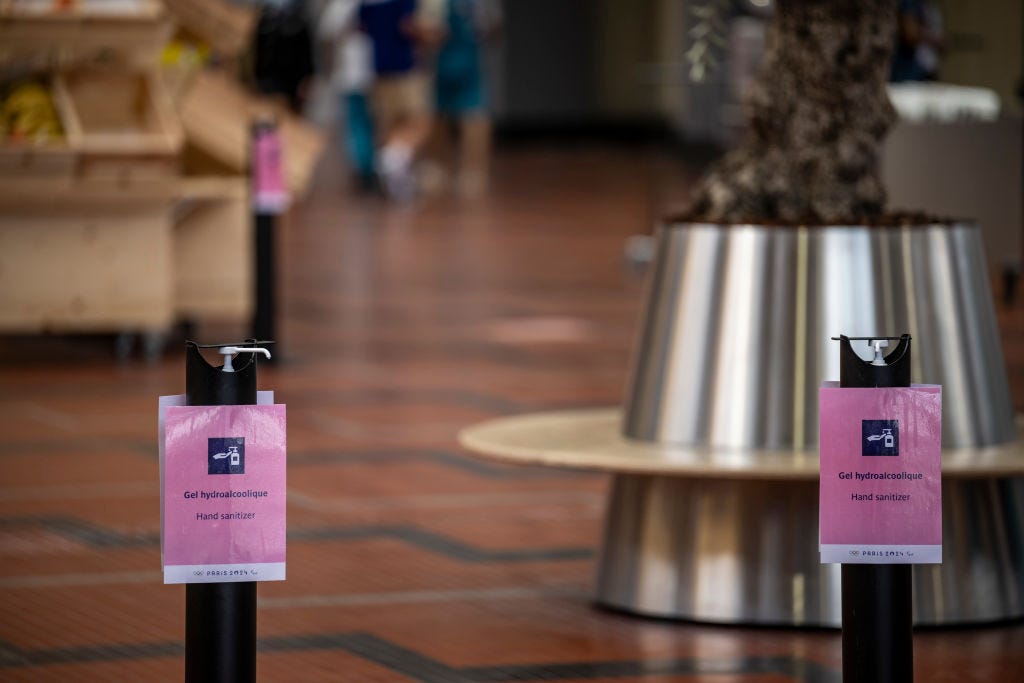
[253,212,276,357]
[837,334,914,683]
[252,119,280,362]
[184,341,259,683]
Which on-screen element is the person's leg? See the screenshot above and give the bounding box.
[417,115,455,196]
[376,73,434,201]
[371,78,401,146]
[388,73,434,152]
[440,55,489,198]
[458,112,491,197]
[371,77,415,201]
[346,91,376,184]
[388,116,433,155]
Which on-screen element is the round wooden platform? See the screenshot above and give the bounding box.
[459,408,1024,480]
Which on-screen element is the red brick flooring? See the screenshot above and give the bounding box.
[1,144,1022,681]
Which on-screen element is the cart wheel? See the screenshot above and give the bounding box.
[142,331,165,364]
[114,332,136,362]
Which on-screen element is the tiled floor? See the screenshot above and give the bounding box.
[1,144,1022,681]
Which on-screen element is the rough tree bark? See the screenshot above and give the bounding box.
[687,0,898,224]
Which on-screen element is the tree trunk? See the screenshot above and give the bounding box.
[688,0,897,224]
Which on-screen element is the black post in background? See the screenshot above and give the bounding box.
[254,212,276,357]
[184,342,258,683]
[252,119,281,362]
[837,334,914,683]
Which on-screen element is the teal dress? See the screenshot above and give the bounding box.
[435,0,486,114]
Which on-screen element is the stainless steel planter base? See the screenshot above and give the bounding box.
[596,473,1024,626]
[604,220,1024,626]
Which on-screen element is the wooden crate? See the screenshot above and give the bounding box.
[0,0,172,64]
[0,181,174,333]
[179,69,325,197]
[54,68,183,154]
[162,0,257,58]
[174,177,252,322]
[53,68,183,180]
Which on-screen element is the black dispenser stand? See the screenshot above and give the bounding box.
[836,334,914,683]
[253,212,276,359]
[184,341,259,683]
[252,120,280,362]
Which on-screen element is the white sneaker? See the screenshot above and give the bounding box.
[379,145,417,202]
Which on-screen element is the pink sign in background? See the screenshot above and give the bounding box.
[819,384,942,563]
[163,404,286,580]
[253,125,289,214]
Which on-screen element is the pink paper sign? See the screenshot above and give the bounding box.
[162,404,287,583]
[253,125,289,214]
[819,384,942,564]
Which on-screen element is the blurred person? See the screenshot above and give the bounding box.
[318,0,377,189]
[433,0,500,197]
[358,0,441,201]
[253,0,317,111]
[891,0,943,82]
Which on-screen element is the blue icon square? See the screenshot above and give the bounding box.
[209,437,245,474]
[862,420,899,456]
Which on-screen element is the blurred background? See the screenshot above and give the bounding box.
[1,0,1021,352]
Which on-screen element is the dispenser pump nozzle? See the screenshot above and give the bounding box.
[870,339,890,366]
[219,346,272,372]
